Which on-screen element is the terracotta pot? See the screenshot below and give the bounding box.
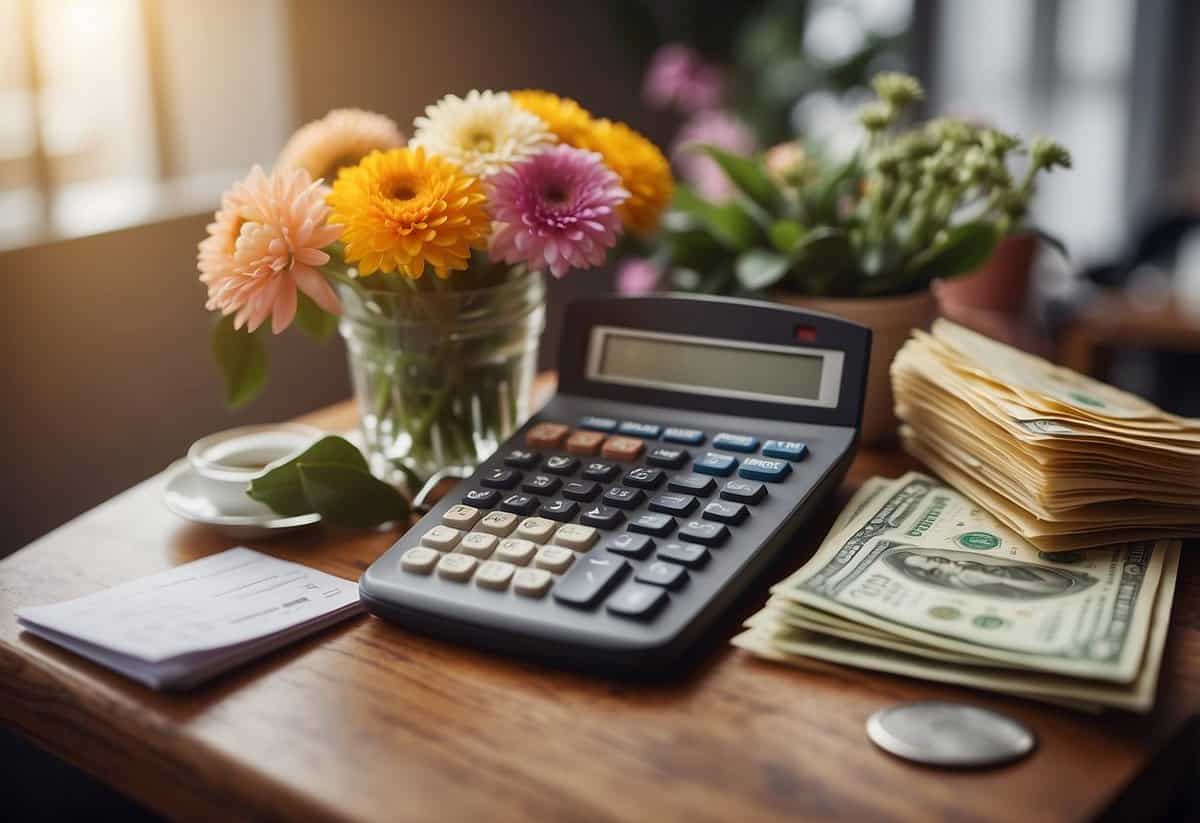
[935,233,1038,314]
[775,289,939,445]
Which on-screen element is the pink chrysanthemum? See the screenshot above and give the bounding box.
[488,145,628,278]
[643,44,724,113]
[615,257,661,296]
[198,165,342,334]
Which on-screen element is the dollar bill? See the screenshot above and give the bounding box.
[770,472,1173,682]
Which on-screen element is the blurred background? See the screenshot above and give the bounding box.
[4,0,1200,553]
[3,2,1200,819]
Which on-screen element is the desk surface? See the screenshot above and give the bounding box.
[2,385,1199,823]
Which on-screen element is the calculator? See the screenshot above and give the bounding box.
[359,295,871,674]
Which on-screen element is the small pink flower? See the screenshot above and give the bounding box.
[198,166,343,334]
[488,145,628,278]
[616,258,661,296]
[672,110,757,201]
[643,44,724,113]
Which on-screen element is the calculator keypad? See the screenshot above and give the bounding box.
[404,417,810,619]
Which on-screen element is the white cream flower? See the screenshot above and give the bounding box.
[410,90,552,177]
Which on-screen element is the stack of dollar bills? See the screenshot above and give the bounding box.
[733,473,1182,712]
[892,319,1200,551]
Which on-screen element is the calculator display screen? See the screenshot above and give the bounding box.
[586,326,844,407]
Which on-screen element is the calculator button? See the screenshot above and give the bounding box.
[553,523,599,552]
[578,416,618,432]
[526,422,569,449]
[624,467,665,489]
[539,499,580,522]
[566,430,606,456]
[420,525,463,551]
[400,546,439,574]
[601,436,644,461]
[607,532,654,559]
[553,555,629,608]
[500,494,539,516]
[603,486,645,509]
[475,560,515,591]
[657,541,709,568]
[534,545,574,573]
[694,452,738,476]
[462,488,500,508]
[562,480,600,501]
[646,447,690,469]
[762,440,808,461]
[478,510,518,536]
[441,504,480,530]
[648,493,698,516]
[522,474,562,495]
[668,473,716,496]
[436,553,477,581]
[503,449,541,469]
[605,583,668,619]
[720,480,766,504]
[617,421,662,438]
[636,560,688,590]
[580,505,624,530]
[712,433,759,453]
[739,457,792,482]
[495,538,537,566]
[544,455,580,475]
[679,520,730,546]
[517,516,557,542]
[513,567,553,597]
[662,427,705,445]
[482,467,521,489]
[628,513,676,537]
[702,501,748,524]
[456,531,499,558]
[582,461,619,482]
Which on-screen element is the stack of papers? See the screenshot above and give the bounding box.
[892,319,1200,551]
[17,547,363,690]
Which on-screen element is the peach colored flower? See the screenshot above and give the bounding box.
[198,166,342,334]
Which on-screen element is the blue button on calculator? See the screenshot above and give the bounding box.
[360,295,870,675]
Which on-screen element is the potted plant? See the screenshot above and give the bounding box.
[624,72,1070,443]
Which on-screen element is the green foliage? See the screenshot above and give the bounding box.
[651,72,1070,299]
[293,292,338,341]
[248,436,410,528]
[211,315,266,409]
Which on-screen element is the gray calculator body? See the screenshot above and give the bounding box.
[360,295,871,674]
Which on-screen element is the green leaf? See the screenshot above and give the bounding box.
[768,220,804,254]
[696,145,784,213]
[247,436,369,517]
[293,292,338,341]
[736,250,791,291]
[671,185,761,251]
[211,315,266,409]
[906,220,1003,284]
[787,228,854,294]
[297,462,410,528]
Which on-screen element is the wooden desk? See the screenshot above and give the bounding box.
[2,389,1198,823]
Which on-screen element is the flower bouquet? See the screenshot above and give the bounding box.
[198,92,672,483]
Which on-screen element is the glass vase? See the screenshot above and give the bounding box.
[337,268,545,484]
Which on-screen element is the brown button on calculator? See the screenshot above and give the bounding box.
[360,296,870,675]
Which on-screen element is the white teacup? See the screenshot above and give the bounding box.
[186,424,323,512]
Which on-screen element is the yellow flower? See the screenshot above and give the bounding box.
[576,119,673,235]
[511,90,593,146]
[328,148,490,279]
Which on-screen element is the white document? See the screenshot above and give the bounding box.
[16,547,363,690]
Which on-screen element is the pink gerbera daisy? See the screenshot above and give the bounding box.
[488,145,628,277]
[198,166,343,333]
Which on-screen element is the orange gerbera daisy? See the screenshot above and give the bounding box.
[511,90,593,147]
[575,118,673,235]
[328,147,490,278]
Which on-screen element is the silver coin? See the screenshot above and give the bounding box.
[866,701,1036,768]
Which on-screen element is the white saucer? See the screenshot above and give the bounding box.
[162,459,320,539]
